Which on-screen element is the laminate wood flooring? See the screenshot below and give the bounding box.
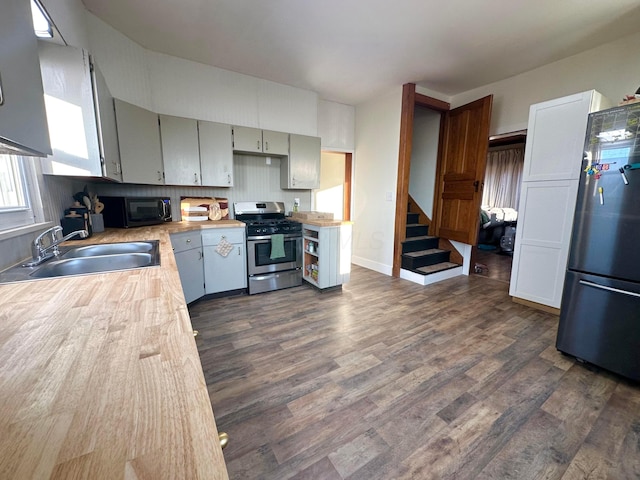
[473,248,513,284]
[189,265,640,479]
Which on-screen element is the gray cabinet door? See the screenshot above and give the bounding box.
[39,44,102,177]
[114,99,164,185]
[199,121,233,186]
[232,126,263,153]
[0,0,50,155]
[282,134,320,189]
[160,115,201,186]
[175,248,205,304]
[263,130,289,155]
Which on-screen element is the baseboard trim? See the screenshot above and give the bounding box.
[352,256,393,276]
[512,297,561,316]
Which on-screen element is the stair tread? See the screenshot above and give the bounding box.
[406,223,428,227]
[403,235,437,242]
[415,262,461,275]
[403,248,446,258]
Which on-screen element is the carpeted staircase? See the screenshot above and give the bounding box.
[401,212,460,276]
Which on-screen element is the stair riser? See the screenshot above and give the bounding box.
[402,238,439,253]
[406,225,429,237]
[402,250,451,270]
[406,213,419,224]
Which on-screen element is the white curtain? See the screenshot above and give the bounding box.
[482,146,524,209]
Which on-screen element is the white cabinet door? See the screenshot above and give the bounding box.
[282,134,320,189]
[232,126,262,153]
[204,244,247,293]
[199,121,233,186]
[92,63,122,182]
[202,228,247,293]
[263,130,289,155]
[0,0,51,155]
[175,248,205,304]
[509,180,579,308]
[114,99,164,185]
[522,91,609,182]
[160,115,201,186]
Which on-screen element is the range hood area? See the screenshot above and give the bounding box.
[38,42,122,182]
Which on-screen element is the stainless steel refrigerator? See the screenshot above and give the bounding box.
[557,101,640,381]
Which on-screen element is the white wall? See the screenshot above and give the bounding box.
[318,100,355,151]
[352,87,402,275]
[451,31,640,135]
[409,107,440,218]
[315,152,345,220]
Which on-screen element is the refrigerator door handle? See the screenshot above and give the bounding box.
[579,280,640,298]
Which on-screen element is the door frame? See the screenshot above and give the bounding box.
[392,83,450,277]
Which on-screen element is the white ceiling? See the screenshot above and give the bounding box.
[80,0,640,105]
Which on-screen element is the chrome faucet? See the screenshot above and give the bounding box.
[24,226,89,267]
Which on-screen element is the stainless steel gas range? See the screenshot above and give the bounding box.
[234,201,303,295]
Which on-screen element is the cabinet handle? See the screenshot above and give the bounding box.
[0,73,4,106]
[186,238,191,243]
[238,246,241,255]
[292,176,296,186]
[198,250,203,260]
[227,174,231,184]
[579,280,640,298]
[157,170,162,182]
[194,172,198,184]
[265,141,269,151]
[193,330,199,337]
[115,162,121,174]
[257,140,261,150]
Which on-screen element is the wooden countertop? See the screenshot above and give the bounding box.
[0,223,236,479]
[300,219,353,227]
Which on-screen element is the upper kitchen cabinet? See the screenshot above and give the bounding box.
[39,43,122,181]
[160,115,201,186]
[232,126,289,155]
[281,134,320,189]
[522,91,611,182]
[114,99,164,185]
[199,121,234,187]
[0,0,51,156]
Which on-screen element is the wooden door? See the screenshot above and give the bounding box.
[433,95,493,245]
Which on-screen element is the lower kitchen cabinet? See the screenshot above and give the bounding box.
[202,228,247,294]
[302,223,351,289]
[171,232,204,304]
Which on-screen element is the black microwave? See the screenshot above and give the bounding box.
[100,196,172,228]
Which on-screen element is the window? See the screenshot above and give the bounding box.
[0,154,44,232]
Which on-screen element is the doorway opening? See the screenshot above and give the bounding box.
[315,151,352,221]
[472,130,526,284]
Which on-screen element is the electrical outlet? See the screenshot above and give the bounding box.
[266,156,271,165]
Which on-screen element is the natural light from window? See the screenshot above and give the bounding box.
[0,156,28,211]
[31,0,52,38]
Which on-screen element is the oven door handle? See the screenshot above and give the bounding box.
[247,234,302,241]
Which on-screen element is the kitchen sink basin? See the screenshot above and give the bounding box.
[61,241,156,258]
[30,253,156,278]
[0,240,161,284]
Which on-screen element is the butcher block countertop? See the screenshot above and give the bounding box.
[0,222,244,479]
[300,219,353,227]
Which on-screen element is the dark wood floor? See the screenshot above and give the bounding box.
[190,265,640,480]
[473,248,513,284]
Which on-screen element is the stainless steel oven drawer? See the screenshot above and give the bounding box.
[248,270,302,295]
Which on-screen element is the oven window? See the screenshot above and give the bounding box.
[254,239,298,266]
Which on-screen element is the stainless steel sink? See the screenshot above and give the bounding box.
[0,240,161,284]
[61,241,155,258]
[30,253,155,278]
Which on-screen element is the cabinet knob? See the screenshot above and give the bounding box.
[219,432,229,450]
[193,330,199,337]
[186,238,191,243]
